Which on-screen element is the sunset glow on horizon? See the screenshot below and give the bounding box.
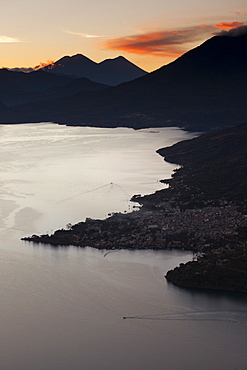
[1,1,247,72]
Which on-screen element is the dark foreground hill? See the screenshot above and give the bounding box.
[148,122,247,292]
[1,27,247,131]
[157,122,247,202]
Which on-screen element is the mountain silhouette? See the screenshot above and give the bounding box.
[1,27,247,131]
[43,54,148,85]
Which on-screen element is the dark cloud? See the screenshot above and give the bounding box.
[217,24,247,36]
[7,67,34,72]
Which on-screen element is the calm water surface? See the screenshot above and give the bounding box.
[0,123,246,370]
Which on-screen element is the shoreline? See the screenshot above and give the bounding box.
[165,242,247,293]
[21,122,247,293]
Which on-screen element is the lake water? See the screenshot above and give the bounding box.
[0,123,246,370]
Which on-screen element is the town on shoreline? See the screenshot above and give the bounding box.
[22,198,247,252]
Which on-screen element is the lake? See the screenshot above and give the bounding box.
[0,123,246,370]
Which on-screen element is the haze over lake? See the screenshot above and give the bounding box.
[0,123,246,370]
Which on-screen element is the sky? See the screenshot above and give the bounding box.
[1,0,247,72]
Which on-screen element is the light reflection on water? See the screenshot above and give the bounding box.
[0,123,196,234]
[0,123,246,370]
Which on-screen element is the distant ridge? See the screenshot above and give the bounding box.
[0,68,108,106]
[0,68,73,92]
[43,54,148,86]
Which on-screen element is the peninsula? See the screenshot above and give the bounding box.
[22,122,247,292]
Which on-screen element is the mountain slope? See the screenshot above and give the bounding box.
[1,27,247,130]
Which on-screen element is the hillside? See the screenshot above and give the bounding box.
[157,122,247,202]
[148,122,247,292]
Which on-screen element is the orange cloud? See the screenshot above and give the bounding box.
[213,21,244,30]
[103,25,214,57]
[104,32,181,57]
[103,22,247,57]
[34,60,55,70]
